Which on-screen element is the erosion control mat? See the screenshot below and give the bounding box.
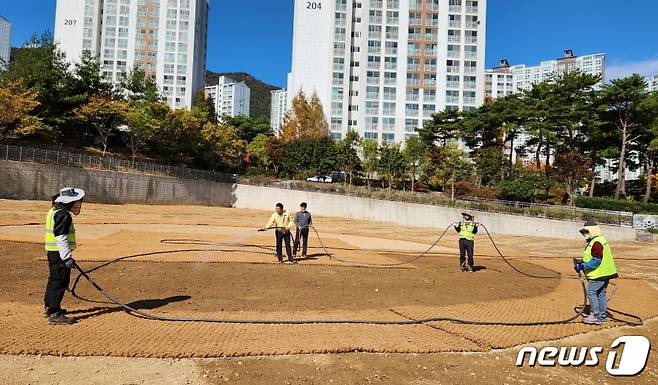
[2,239,657,358]
[1,201,658,358]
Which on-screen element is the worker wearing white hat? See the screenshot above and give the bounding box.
[43,187,85,325]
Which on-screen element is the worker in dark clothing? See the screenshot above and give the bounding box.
[454,212,478,272]
[574,220,618,325]
[293,202,313,259]
[44,187,86,325]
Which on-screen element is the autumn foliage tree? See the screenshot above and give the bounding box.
[74,93,128,155]
[279,90,329,141]
[0,81,43,141]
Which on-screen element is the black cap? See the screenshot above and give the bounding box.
[276,203,283,209]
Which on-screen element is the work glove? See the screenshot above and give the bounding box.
[574,263,585,273]
[64,258,76,269]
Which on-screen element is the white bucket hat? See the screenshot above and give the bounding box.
[54,187,86,204]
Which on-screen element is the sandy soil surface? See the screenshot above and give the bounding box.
[1,199,657,384]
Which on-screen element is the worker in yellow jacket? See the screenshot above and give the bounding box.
[260,203,296,264]
[574,220,618,325]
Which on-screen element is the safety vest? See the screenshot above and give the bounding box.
[44,207,76,251]
[459,221,476,241]
[583,235,617,280]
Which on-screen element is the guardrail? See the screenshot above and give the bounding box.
[2,145,235,184]
[457,196,634,227]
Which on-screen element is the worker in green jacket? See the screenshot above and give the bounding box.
[574,220,618,325]
[454,212,478,272]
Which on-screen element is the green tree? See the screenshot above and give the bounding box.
[222,115,273,143]
[123,101,169,160]
[200,122,246,171]
[402,134,427,191]
[634,91,658,202]
[72,50,113,97]
[119,65,163,104]
[552,151,594,200]
[423,142,471,195]
[247,133,273,170]
[334,129,362,184]
[281,136,336,178]
[192,89,217,125]
[2,32,77,137]
[361,139,380,189]
[473,147,505,187]
[418,109,462,146]
[75,93,128,155]
[378,143,406,190]
[152,108,202,163]
[600,74,649,198]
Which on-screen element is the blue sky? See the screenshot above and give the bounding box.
[2,0,658,87]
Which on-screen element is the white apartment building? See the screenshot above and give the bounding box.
[485,50,606,100]
[205,76,250,118]
[0,15,11,67]
[647,74,658,92]
[54,0,209,110]
[484,59,514,100]
[270,89,288,131]
[287,0,487,143]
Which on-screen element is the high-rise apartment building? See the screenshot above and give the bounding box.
[287,0,487,143]
[54,0,209,110]
[270,89,288,131]
[0,16,11,67]
[647,74,658,92]
[485,50,605,100]
[484,59,514,100]
[204,76,250,118]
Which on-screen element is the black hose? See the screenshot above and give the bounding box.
[311,225,453,267]
[479,224,643,326]
[69,226,594,326]
[71,261,589,326]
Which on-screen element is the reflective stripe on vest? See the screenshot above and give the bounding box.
[459,221,476,241]
[44,207,76,251]
[583,235,617,280]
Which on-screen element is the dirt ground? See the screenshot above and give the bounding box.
[1,199,657,384]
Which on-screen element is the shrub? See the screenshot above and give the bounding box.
[574,196,658,214]
[498,178,536,202]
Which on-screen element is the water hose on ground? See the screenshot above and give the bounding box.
[68,226,639,327]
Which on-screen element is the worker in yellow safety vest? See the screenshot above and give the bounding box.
[44,187,85,325]
[574,220,618,325]
[454,212,478,272]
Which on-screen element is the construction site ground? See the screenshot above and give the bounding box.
[0,199,656,384]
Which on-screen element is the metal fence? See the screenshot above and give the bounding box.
[458,196,634,227]
[2,145,235,184]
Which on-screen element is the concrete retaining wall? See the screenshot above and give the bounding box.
[233,184,637,241]
[0,160,236,206]
[1,160,636,240]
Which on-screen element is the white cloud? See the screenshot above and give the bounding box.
[606,57,658,80]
